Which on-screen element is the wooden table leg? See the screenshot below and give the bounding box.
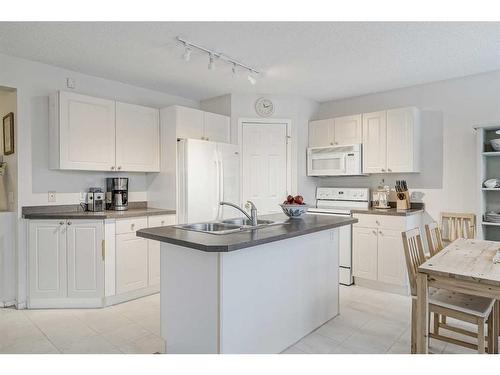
[495,300,499,354]
[416,272,429,354]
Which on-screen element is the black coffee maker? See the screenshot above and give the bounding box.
[106,177,128,211]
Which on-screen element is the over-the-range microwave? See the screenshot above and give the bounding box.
[307,144,363,176]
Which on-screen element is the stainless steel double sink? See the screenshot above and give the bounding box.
[175,218,286,235]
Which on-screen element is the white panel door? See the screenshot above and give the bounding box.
[203,112,230,143]
[59,91,116,171]
[66,220,104,299]
[308,119,334,147]
[386,107,415,173]
[29,220,67,299]
[148,215,176,286]
[352,227,378,280]
[334,114,362,145]
[242,123,288,214]
[115,102,160,172]
[116,233,148,294]
[176,106,204,140]
[362,111,387,173]
[377,229,407,286]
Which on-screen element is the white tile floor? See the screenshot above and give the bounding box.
[0,286,490,354]
[0,294,164,354]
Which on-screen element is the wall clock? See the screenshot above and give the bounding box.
[255,97,274,117]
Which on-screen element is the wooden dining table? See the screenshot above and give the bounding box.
[416,238,500,354]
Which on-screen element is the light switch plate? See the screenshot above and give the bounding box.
[48,191,56,202]
[66,77,76,89]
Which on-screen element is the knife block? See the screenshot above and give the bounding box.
[396,191,411,210]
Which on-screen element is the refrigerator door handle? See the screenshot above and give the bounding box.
[215,153,221,220]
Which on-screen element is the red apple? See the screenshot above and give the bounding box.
[294,195,304,205]
[286,195,295,204]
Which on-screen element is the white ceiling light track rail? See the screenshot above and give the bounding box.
[177,36,259,85]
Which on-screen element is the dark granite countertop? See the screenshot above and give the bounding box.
[136,213,357,253]
[351,202,424,217]
[22,202,175,220]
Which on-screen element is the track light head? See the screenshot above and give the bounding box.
[182,45,192,62]
[247,72,257,85]
[208,54,215,70]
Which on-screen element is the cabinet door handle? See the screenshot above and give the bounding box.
[330,142,334,145]
[372,230,377,235]
[59,221,64,225]
[67,221,72,226]
[376,220,380,225]
[161,221,165,225]
[379,231,383,236]
[381,168,385,172]
[387,168,392,172]
[111,166,115,170]
[117,166,122,170]
[131,223,135,230]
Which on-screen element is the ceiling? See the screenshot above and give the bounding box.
[1,22,500,102]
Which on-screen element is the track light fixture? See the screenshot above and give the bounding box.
[177,36,259,84]
[208,53,215,70]
[182,44,192,62]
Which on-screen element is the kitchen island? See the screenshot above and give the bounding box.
[136,213,356,354]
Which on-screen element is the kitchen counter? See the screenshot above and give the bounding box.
[136,213,357,252]
[352,202,424,217]
[22,203,175,219]
[140,212,355,353]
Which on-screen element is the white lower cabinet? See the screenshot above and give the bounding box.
[147,214,176,286]
[28,219,104,307]
[116,233,149,294]
[352,213,421,294]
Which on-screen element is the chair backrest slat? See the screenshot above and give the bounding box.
[425,222,444,257]
[440,212,476,242]
[401,228,426,296]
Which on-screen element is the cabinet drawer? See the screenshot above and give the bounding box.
[353,214,406,230]
[148,214,176,228]
[115,216,148,234]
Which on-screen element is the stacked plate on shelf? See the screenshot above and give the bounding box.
[484,179,500,188]
[485,211,500,223]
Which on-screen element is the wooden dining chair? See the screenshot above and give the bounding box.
[402,228,495,354]
[425,222,444,257]
[440,212,476,242]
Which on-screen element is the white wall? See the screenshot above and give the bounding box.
[0,53,199,306]
[308,70,500,221]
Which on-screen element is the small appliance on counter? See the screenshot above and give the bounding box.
[106,177,128,211]
[395,180,411,210]
[85,187,105,212]
[372,185,390,209]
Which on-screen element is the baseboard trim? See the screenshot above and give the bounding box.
[354,277,409,296]
[104,284,160,306]
[28,297,104,309]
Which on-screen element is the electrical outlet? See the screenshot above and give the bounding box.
[48,191,56,203]
[66,77,76,89]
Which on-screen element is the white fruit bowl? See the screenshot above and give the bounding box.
[279,204,309,218]
[491,139,500,151]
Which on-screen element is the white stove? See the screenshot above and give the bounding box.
[308,187,370,285]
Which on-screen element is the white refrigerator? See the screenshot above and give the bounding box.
[177,139,240,224]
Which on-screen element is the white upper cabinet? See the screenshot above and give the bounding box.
[51,91,116,171]
[175,106,205,140]
[386,107,420,173]
[362,111,387,173]
[334,114,362,145]
[174,106,231,143]
[203,112,230,142]
[115,102,160,172]
[50,91,160,172]
[308,119,334,147]
[66,220,104,299]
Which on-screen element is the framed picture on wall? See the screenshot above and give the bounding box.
[2,112,14,155]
